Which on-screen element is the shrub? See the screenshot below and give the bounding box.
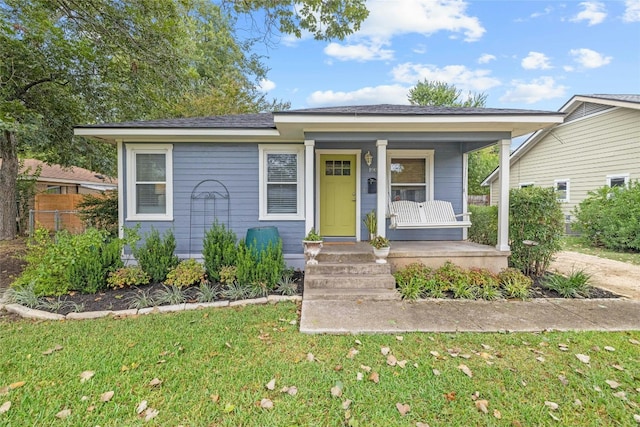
[276,270,298,296]
[542,269,592,298]
[468,205,498,246]
[394,263,435,300]
[132,228,179,283]
[467,268,502,301]
[165,259,207,288]
[153,285,187,305]
[219,266,237,285]
[13,228,124,296]
[107,266,150,289]
[498,268,532,299]
[509,187,564,277]
[77,190,119,236]
[196,282,220,303]
[235,239,284,291]
[573,182,640,251]
[203,221,238,282]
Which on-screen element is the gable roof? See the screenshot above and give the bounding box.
[75,104,563,142]
[482,94,640,186]
[8,159,117,189]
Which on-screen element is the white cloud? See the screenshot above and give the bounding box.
[521,52,552,70]
[478,54,496,64]
[391,63,501,91]
[571,1,607,25]
[358,0,485,42]
[563,65,575,72]
[569,48,612,68]
[258,79,276,92]
[306,85,410,107]
[530,6,554,18]
[624,0,640,22]
[324,41,394,62]
[500,77,567,104]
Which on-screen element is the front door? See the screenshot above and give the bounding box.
[319,154,357,236]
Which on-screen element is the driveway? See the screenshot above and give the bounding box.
[550,251,640,300]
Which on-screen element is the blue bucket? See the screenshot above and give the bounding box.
[245,226,280,253]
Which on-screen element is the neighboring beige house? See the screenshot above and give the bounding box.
[482,94,640,227]
[17,159,117,194]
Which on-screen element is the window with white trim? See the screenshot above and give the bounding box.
[126,144,173,221]
[259,145,304,220]
[554,179,570,202]
[607,174,629,188]
[388,150,434,202]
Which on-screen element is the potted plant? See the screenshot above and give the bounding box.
[363,210,377,240]
[302,228,323,265]
[370,235,390,264]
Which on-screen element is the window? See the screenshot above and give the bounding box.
[126,144,173,220]
[554,179,570,202]
[607,174,629,188]
[519,182,534,188]
[388,150,434,202]
[259,145,304,220]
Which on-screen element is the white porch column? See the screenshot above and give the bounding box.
[376,139,388,238]
[304,140,315,234]
[497,138,511,251]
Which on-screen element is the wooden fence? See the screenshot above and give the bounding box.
[31,194,85,234]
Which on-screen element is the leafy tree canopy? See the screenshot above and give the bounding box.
[408,80,487,108]
[0,0,368,239]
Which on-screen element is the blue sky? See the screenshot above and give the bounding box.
[254,0,640,112]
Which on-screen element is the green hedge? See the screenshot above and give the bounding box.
[468,205,498,246]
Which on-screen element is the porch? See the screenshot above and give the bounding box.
[303,241,510,302]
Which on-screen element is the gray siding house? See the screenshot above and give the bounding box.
[483,95,640,227]
[76,105,562,268]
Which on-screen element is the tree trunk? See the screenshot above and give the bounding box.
[0,130,19,240]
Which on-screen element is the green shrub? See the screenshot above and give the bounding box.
[276,270,298,296]
[394,263,434,301]
[77,190,119,236]
[467,268,502,300]
[219,265,237,285]
[107,266,150,289]
[235,239,284,292]
[573,182,640,251]
[468,205,498,246]
[509,187,564,277]
[542,269,592,298]
[165,258,207,288]
[132,228,179,283]
[498,268,532,299]
[13,228,124,296]
[434,261,466,289]
[202,221,238,282]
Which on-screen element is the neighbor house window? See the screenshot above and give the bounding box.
[607,174,629,188]
[259,145,304,220]
[126,144,173,221]
[388,150,434,202]
[554,179,570,203]
[519,182,534,188]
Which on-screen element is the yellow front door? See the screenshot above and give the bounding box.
[320,154,357,236]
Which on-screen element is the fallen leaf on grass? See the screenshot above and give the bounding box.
[475,399,489,414]
[0,401,10,414]
[80,371,95,383]
[549,412,560,421]
[211,394,220,403]
[536,356,546,363]
[9,381,25,390]
[605,380,621,389]
[612,364,625,371]
[369,372,379,384]
[629,339,640,345]
[397,360,407,368]
[381,346,391,356]
[387,355,397,366]
[443,392,456,401]
[260,398,273,409]
[575,354,590,364]
[56,409,71,419]
[432,369,441,376]
[558,375,569,386]
[545,401,559,410]
[356,372,363,381]
[148,378,162,387]
[354,339,362,345]
[613,391,627,400]
[416,423,430,427]
[481,344,492,350]
[143,408,159,421]
[280,386,298,396]
[493,409,502,419]
[604,346,615,352]
[458,364,473,378]
[331,382,343,397]
[266,379,276,390]
[360,365,371,372]
[396,402,410,416]
[633,414,640,423]
[306,353,315,362]
[342,399,352,410]
[429,351,440,358]
[346,348,359,359]
[136,400,148,414]
[86,405,95,412]
[0,387,8,396]
[100,391,114,402]
[396,336,404,341]
[42,345,63,355]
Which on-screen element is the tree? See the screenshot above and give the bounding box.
[468,146,498,196]
[408,80,487,108]
[0,0,368,240]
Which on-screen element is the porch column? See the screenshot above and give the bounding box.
[304,140,315,234]
[497,138,511,251]
[376,139,388,238]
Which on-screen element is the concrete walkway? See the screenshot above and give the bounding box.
[300,298,640,334]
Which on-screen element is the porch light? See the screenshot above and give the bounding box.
[364,151,373,166]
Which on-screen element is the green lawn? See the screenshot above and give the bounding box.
[562,236,640,266]
[1,302,639,426]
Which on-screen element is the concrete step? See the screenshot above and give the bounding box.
[304,274,396,289]
[316,251,375,263]
[306,262,390,276]
[303,288,401,301]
